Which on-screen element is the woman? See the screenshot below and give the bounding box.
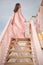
[11,3,26,38]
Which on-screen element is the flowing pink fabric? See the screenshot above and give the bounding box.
[11,12,26,38]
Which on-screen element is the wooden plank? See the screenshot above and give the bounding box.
[5,62,33,65]
[8,55,32,59]
[9,49,32,53]
[18,45,31,47]
[11,41,31,44]
[11,38,31,41]
[10,44,31,48]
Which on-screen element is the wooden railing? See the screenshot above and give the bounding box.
[0,16,13,65]
[30,20,43,65]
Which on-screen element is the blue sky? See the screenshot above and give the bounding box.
[0,0,41,34]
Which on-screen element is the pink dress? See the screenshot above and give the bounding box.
[11,12,26,38]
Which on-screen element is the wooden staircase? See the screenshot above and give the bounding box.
[0,21,43,65]
[5,38,34,65]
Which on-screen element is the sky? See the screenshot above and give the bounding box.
[0,0,41,34]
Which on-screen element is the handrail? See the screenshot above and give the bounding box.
[0,14,13,65]
[0,14,13,44]
[30,20,43,65]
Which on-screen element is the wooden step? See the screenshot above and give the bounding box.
[10,44,31,48]
[9,49,32,53]
[5,62,33,65]
[8,55,32,59]
[5,38,34,65]
[11,38,31,41]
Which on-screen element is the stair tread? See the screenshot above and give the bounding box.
[8,55,32,59]
[9,49,32,53]
[5,62,33,65]
[11,38,31,41]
